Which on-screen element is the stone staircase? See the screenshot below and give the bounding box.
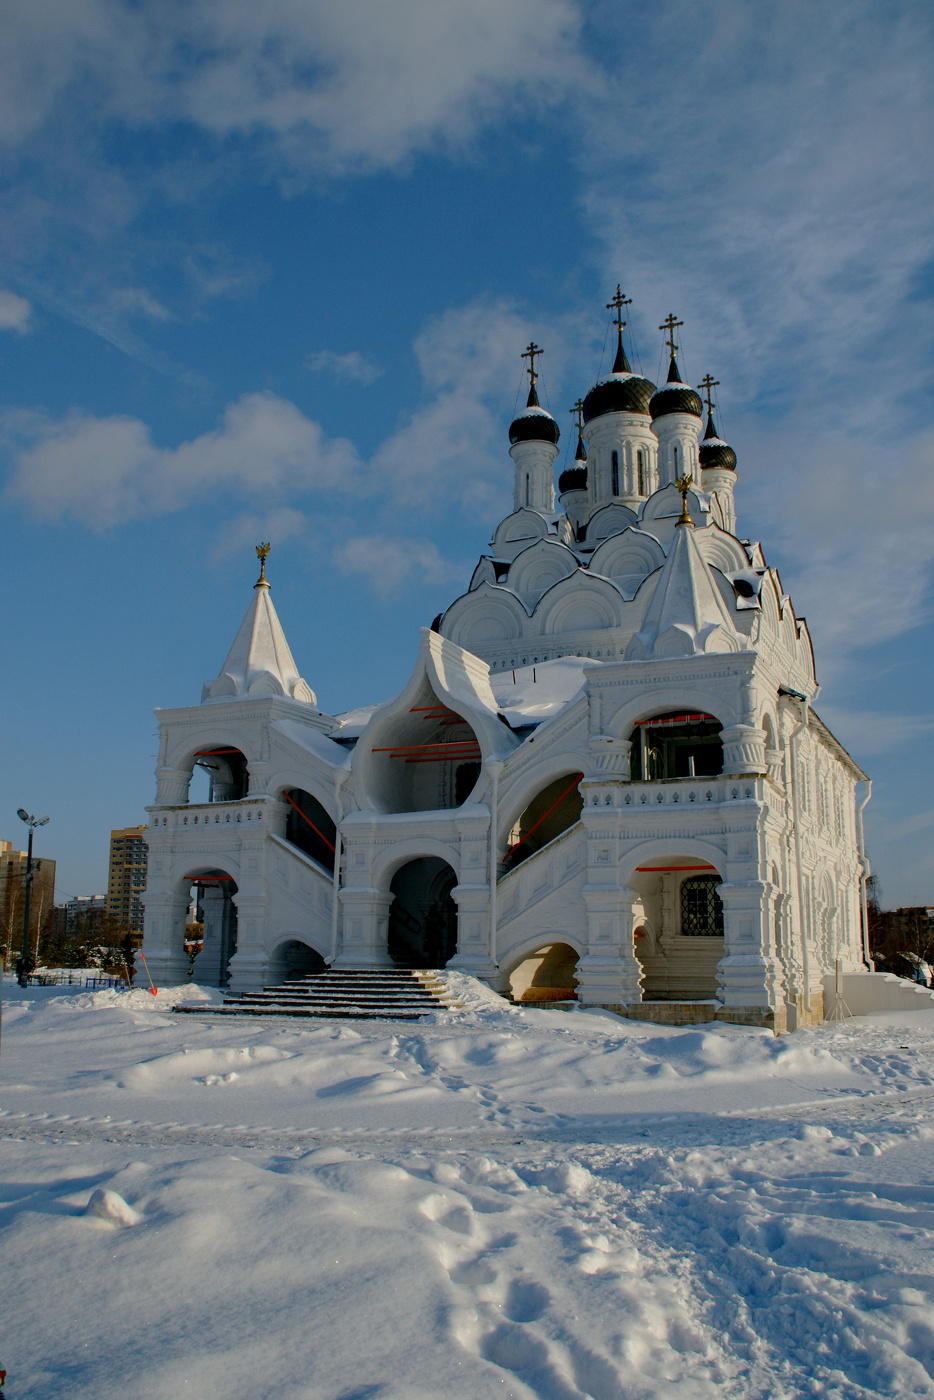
[174,968,461,1021]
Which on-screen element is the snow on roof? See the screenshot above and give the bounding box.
[330,704,381,739]
[271,718,350,767]
[490,655,602,724]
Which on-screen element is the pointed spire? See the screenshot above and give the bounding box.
[606,286,633,373]
[698,374,720,439]
[659,313,685,383]
[626,499,741,660]
[202,546,317,705]
[521,341,542,407]
[571,398,587,461]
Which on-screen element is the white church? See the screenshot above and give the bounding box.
[141,296,874,1033]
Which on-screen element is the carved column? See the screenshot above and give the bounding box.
[720,724,767,776]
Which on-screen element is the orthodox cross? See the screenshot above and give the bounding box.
[675,473,694,526]
[698,374,720,417]
[605,285,632,332]
[255,541,271,584]
[521,342,542,394]
[570,398,585,434]
[659,313,684,358]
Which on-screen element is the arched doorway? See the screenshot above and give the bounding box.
[507,943,579,1003]
[388,858,458,967]
[184,870,238,986]
[631,856,724,1000]
[267,939,328,984]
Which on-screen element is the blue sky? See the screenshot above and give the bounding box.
[1,0,932,909]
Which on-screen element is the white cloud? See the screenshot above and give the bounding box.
[4,392,362,528]
[212,508,309,563]
[0,288,31,332]
[334,534,459,592]
[306,349,382,384]
[0,0,582,169]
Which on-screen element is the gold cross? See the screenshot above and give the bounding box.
[698,374,719,416]
[659,313,684,358]
[605,285,632,332]
[521,341,542,391]
[570,398,585,433]
[255,542,271,583]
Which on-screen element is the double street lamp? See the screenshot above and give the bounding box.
[16,809,49,986]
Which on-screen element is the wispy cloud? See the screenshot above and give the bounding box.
[0,288,31,332]
[334,534,460,593]
[4,392,362,529]
[306,349,382,384]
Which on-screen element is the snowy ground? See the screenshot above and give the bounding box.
[3,975,934,1399]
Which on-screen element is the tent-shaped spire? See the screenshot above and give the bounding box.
[626,506,742,660]
[202,546,316,704]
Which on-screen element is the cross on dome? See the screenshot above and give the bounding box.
[659,313,684,359]
[521,342,543,407]
[698,374,719,417]
[570,398,585,434]
[606,286,633,374]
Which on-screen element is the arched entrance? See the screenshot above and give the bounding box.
[388,858,458,967]
[507,942,579,1003]
[184,870,238,986]
[631,856,724,1000]
[267,938,327,983]
[189,747,249,803]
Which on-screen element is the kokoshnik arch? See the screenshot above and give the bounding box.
[141,294,873,1033]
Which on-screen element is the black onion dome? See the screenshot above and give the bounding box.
[558,464,588,493]
[699,412,737,471]
[509,406,560,445]
[650,355,702,420]
[582,372,656,423]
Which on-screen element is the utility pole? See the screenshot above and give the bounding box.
[16,810,49,986]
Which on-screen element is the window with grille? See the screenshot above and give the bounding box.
[680,876,724,936]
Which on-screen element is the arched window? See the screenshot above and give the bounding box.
[191,747,248,802]
[680,876,724,936]
[637,449,646,495]
[611,450,620,496]
[630,712,723,780]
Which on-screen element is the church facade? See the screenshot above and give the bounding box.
[141,299,871,1032]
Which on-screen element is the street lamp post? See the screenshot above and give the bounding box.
[16,810,49,986]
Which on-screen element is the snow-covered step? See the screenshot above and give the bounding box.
[174,968,461,1020]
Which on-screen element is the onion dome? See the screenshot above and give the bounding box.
[649,355,703,420]
[509,382,560,446]
[582,368,656,423]
[698,411,737,471]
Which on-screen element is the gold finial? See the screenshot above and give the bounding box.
[698,374,720,417]
[605,285,632,332]
[659,313,684,358]
[675,474,694,526]
[255,542,271,586]
[570,397,585,433]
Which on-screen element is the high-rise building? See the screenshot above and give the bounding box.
[107,826,148,932]
[0,840,56,960]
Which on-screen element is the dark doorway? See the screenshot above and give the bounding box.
[388,857,458,967]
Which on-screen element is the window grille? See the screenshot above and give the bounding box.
[680,876,724,936]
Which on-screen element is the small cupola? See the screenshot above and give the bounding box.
[698,376,737,471]
[558,398,588,494]
[509,341,559,445]
[649,314,703,420]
